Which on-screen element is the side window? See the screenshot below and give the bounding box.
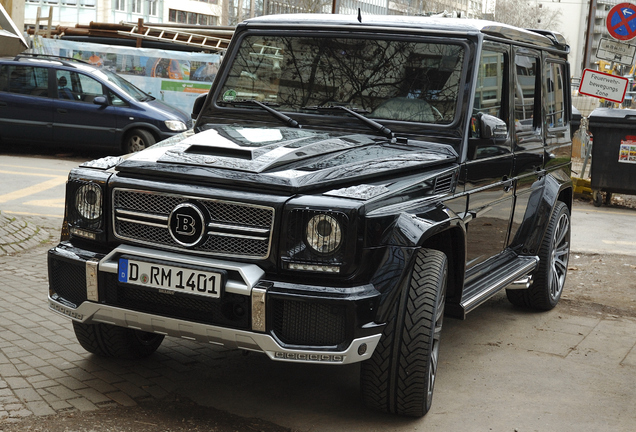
[473,49,507,122]
[6,66,48,96]
[56,70,104,103]
[545,62,567,129]
[76,73,105,103]
[108,89,128,106]
[56,70,77,100]
[514,53,541,148]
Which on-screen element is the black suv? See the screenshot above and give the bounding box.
[48,14,572,417]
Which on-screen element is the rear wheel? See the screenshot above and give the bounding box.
[506,201,570,310]
[123,129,155,153]
[73,321,164,359]
[360,248,448,417]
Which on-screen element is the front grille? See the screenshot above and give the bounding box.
[113,189,274,259]
[102,274,250,329]
[271,298,347,347]
[49,255,87,307]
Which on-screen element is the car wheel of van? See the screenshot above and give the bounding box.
[123,129,156,153]
[506,201,570,310]
[592,190,603,207]
[360,248,448,417]
[72,321,164,359]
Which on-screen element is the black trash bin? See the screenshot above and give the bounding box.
[587,107,636,206]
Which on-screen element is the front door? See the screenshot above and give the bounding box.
[52,70,118,149]
[464,43,514,270]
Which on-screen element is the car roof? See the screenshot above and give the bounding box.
[0,55,100,74]
[241,14,568,51]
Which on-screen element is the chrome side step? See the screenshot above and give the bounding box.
[459,256,539,317]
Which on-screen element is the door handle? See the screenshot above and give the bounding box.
[57,108,67,114]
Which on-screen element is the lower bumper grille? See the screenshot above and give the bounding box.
[101,274,250,329]
[49,253,87,307]
[271,298,347,347]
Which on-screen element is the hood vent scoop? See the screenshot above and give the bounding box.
[186,145,254,160]
[433,172,455,194]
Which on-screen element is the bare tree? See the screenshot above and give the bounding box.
[494,0,562,30]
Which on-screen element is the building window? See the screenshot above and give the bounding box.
[169,9,217,25]
[149,0,157,16]
[115,0,126,11]
[131,0,141,13]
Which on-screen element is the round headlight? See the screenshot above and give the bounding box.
[306,214,342,254]
[75,184,102,221]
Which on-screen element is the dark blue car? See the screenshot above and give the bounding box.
[0,54,191,154]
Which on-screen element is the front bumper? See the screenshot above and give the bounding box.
[48,242,384,365]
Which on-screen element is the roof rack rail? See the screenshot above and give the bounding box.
[13,53,89,65]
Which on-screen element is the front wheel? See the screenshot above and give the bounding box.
[360,248,448,417]
[123,129,156,153]
[73,321,164,359]
[506,201,570,310]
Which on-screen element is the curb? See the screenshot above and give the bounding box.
[0,211,52,255]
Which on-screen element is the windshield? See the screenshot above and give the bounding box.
[95,69,151,101]
[217,34,465,124]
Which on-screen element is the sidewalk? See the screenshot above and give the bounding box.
[0,211,52,255]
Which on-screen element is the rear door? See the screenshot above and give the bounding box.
[0,64,55,144]
[52,69,118,149]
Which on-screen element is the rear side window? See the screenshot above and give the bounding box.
[0,65,49,97]
[545,62,567,129]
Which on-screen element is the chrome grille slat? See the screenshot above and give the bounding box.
[113,189,274,259]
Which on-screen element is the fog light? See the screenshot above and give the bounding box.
[358,343,367,356]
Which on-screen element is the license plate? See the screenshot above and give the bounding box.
[117,258,223,298]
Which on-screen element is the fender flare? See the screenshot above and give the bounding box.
[369,206,466,323]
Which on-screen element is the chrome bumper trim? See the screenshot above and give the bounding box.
[49,297,381,365]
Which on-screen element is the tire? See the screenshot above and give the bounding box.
[360,248,448,417]
[506,201,570,310]
[593,190,603,207]
[73,321,164,359]
[123,129,156,153]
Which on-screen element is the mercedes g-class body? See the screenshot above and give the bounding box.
[48,14,573,417]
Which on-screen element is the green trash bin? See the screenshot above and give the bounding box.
[587,107,636,206]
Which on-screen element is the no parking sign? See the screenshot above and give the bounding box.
[607,3,636,41]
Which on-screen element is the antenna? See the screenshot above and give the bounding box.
[357,8,362,23]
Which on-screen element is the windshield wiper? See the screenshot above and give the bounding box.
[223,99,301,129]
[302,105,393,139]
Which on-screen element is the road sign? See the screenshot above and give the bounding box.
[579,68,629,103]
[596,37,636,65]
[607,3,636,41]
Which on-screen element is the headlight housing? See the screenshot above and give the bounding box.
[65,172,109,241]
[165,120,187,131]
[282,209,351,274]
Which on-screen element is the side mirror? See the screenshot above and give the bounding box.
[192,94,207,119]
[472,113,508,140]
[93,96,108,106]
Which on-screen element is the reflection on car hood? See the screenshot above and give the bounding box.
[116,125,457,192]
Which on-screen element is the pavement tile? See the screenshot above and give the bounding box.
[113,381,149,399]
[107,391,137,407]
[25,400,55,416]
[37,365,68,380]
[0,363,20,377]
[67,397,98,412]
[75,388,112,404]
[46,385,80,400]
[55,376,88,391]
[13,387,43,403]
[5,377,30,389]
[84,378,117,394]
